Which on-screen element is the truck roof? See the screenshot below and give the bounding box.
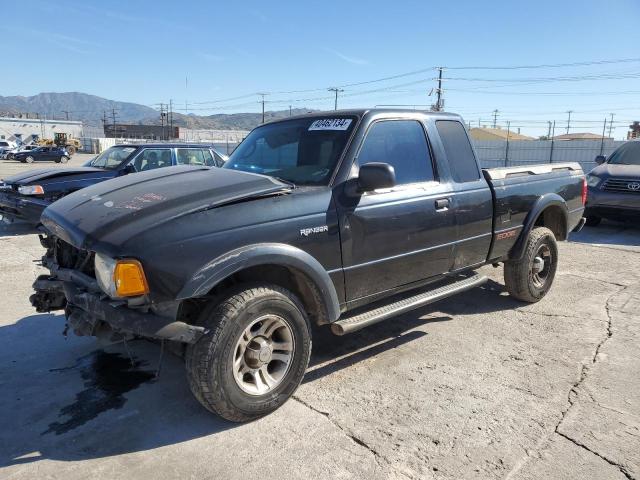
[277,108,462,124]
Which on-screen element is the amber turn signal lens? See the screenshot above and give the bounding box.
[114,259,149,297]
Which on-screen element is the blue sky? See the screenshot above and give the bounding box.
[2,0,640,137]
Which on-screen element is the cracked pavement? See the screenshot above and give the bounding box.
[0,156,638,479]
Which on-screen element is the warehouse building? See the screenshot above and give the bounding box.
[0,116,83,144]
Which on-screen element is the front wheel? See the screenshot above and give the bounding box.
[59,156,69,164]
[25,156,34,163]
[504,227,558,303]
[186,284,312,422]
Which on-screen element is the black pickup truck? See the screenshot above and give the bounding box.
[31,110,586,421]
[0,143,227,226]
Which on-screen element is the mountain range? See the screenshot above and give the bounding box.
[0,92,317,131]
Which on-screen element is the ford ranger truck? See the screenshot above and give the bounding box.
[31,110,586,421]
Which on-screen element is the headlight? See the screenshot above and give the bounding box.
[586,175,601,187]
[94,253,149,298]
[18,185,44,195]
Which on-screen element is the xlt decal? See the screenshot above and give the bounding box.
[300,225,329,236]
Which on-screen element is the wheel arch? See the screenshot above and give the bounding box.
[176,243,341,325]
[509,194,568,260]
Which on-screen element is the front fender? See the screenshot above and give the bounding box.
[176,243,341,322]
[509,193,568,260]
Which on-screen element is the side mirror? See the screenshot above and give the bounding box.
[595,155,606,165]
[358,162,396,192]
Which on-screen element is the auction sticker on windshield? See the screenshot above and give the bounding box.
[308,118,352,131]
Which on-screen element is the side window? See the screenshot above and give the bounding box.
[176,148,207,166]
[357,120,435,185]
[435,120,480,183]
[132,148,172,171]
[201,149,217,167]
[211,150,226,166]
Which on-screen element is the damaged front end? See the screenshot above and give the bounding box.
[31,234,206,344]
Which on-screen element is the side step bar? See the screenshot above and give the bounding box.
[331,273,488,336]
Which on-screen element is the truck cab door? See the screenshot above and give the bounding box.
[336,119,457,302]
[433,120,493,270]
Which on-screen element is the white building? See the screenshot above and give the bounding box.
[0,116,83,144]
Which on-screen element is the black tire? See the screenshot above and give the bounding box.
[585,215,601,227]
[504,227,558,303]
[66,146,76,156]
[25,156,34,164]
[185,284,312,422]
[59,156,69,164]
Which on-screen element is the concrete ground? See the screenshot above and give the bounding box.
[0,157,639,479]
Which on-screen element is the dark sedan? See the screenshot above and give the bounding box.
[13,146,71,164]
[0,143,227,225]
[585,140,640,225]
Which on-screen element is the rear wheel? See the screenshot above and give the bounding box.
[504,227,558,303]
[66,146,76,156]
[585,215,601,227]
[25,156,34,163]
[185,284,312,422]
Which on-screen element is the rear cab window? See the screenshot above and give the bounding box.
[435,120,480,183]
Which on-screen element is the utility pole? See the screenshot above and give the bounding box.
[434,67,444,111]
[169,99,174,140]
[565,110,573,134]
[492,109,499,129]
[61,110,71,120]
[102,111,108,135]
[159,103,166,141]
[111,108,118,138]
[289,105,292,117]
[328,88,344,110]
[258,93,268,124]
[600,117,607,155]
[547,121,552,139]
[608,113,615,138]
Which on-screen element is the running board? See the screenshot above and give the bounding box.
[331,274,488,336]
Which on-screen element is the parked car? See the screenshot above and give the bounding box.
[585,140,640,225]
[0,140,18,159]
[5,144,40,160]
[12,146,71,164]
[0,143,226,225]
[30,110,585,421]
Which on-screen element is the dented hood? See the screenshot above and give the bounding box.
[41,165,291,251]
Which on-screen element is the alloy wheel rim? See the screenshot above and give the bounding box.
[232,314,295,396]
[531,243,553,288]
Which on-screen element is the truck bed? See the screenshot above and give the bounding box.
[483,162,585,261]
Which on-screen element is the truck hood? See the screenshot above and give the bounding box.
[41,166,291,251]
[590,163,640,179]
[2,167,108,186]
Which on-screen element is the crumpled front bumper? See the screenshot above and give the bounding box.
[31,266,206,344]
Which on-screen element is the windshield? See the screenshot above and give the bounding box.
[223,116,357,185]
[84,146,137,169]
[607,141,640,166]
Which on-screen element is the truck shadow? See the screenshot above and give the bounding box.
[1,279,516,467]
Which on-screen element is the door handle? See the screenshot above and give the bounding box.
[435,198,450,211]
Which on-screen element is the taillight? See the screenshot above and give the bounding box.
[581,177,588,205]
